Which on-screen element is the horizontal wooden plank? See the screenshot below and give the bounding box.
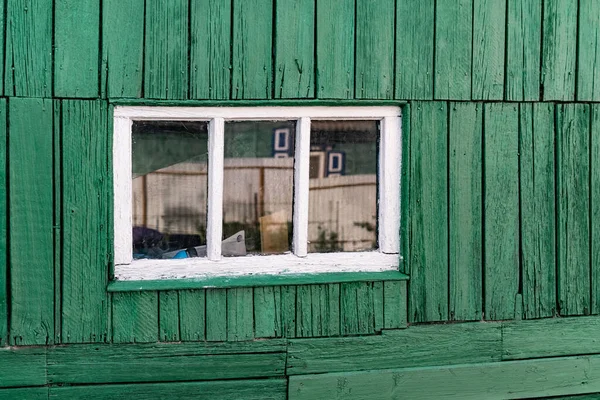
[50,379,287,400]
[287,322,501,375]
[0,387,48,400]
[0,347,46,388]
[289,355,600,400]
[47,341,286,384]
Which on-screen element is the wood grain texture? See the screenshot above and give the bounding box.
[593,106,600,315]
[340,282,375,335]
[520,103,556,319]
[275,0,314,98]
[54,0,99,98]
[541,0,577,100]
[400,103,411,274]
[206,289,227,341]
[112,291,158,343]
[355,0,394,99]
[383,281,407,329]
[231,0,272,99]
[144,0,188,99]
[505,0,542,101]
[0,99,5,346]
[0,388,48,400]
[190,0,231,99]
[102,0,144,98]
[449,102,483,321]
[434,0,473,100]
[557,104,591,316]
[296,285,312,337]
[281,285,297,337]
[9,98,54,345]
[4,0,49,97]
[484,103,519,321]
[61,100,109,343]
[395,0,434,100]
[577,0,600,101]
[178,290,205,341]
[254,286,281,338]
[472,0,506,100]
[316,0,354,99]
[309,284,341,337]
[227,288,254,341]
[287,322,501,375]
[159,291,179,342]
[52,100,61,344]
[0,347,46,388]
[289,355,600,400]
[408,101,448,322]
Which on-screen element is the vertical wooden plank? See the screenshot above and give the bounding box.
[434,0,473,100]
[325,284,340,336]
[449,102,483,321]
[281,286,297,338]
[593,105,600,315]
[9,98,54,345]
[102,0,144,98]
[356,282,374,334]
[227,288,253,341]
[0,100,5,346]
[54,0,99,98]
[205,289,227,341]
[316,0,354,99]
[178,290,205,341]
[557,104,591,316]
[577,0,600,101]
[296,285,312,338]
[190,0,231,99]
[520,103,556,319]
[384,281,407,329]
[408,101,448,322]
[541,0,577,101]
[144,0,188,99]
[53,100,61,344]
[484,103,519,321]
[373,282,384,331]
[395,0,434,100]
[159,291,179,342]
[400,103,411,274]
[355,0,394,99]
[310,285,324,337]
[112,292,158,343]
[231,0,272,99]
[4,0,49,97]
[472,0,506,100]
[254,287,281,338]
[340,283,359,335]
[275,0,314,98]
[505,0,542,101]
[61,100,109,343]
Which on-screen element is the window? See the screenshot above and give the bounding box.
[113,107,402,280]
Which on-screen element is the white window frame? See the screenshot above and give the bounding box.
[113,106,402,281]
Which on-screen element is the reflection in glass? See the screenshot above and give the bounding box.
[132,121,209,259]
[223,121,296,255]
[308,120,379,253]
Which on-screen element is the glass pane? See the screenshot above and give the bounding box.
[132,121,209,259]
[308,120,378,253]
[223,121,295,256]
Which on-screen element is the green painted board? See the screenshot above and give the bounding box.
[400,103,411,274]
[520,103,556,319]
[340,283,359,334]
[373,282,384,331]
[296,285,312,338]
[287,322,501,375]
[0,388,48,400]
[289,355,600,400]
[383,281,407,329]
[144,0,188,99]
[231,0,272,99]
[449,102,483,321]
[190,0,231,99]
[505,0,542,101]
[159,291,179,342]
[541,0,577,100]
[408,101,448,322]
[355,0,394,99]
[112,291,159,343]
[395,0,434,100]
[205,289,227,341]
[9,98,54,345]
[557,104,591,316]
[577,0,600,101]
[434,0,473,99]
[281,285,297,338]
[4,0,50,97]
[61,100,109,343]
[52,100,61,344]
[102,0,144,98]
[0,347,46,388]
[254,286,282,338]
[275,0,314,98]
[593,106,600,315]
[227,288,254,341]
[54,0,99,98]
[0,99,5,346]
[472,0,506,100]
[316,0,354,99]
[355,283,375,334]
[484,103,519,321]
[178,290,205,341]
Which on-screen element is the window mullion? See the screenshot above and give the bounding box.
[293,117,311,257]
[379,115,401,253]
[207,117,225,260]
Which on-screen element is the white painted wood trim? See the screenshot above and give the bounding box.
[114,106,400,120]
[207,117,225,261]
[379,116,402,253]
[114,116,133,265]
[292,117,311,257]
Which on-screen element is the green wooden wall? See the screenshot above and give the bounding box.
[1,0,600,398]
